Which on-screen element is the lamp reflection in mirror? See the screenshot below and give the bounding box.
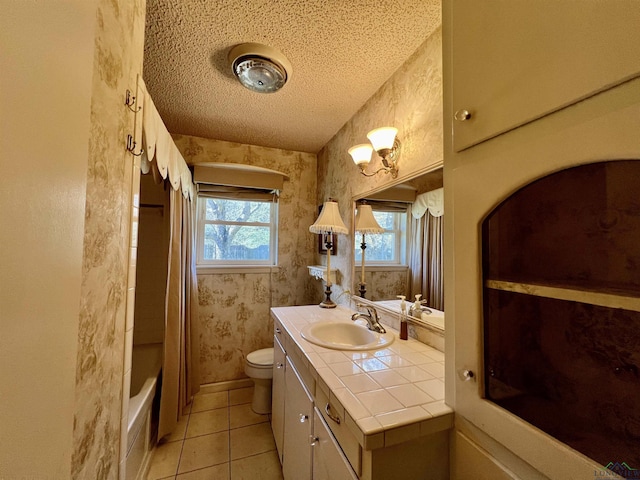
[348,127,401,178]
[355,202,384,298]
[309,200,348,308]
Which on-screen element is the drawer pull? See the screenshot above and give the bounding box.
[299,414,309,423]
[310,435,319,446]
[276,362,284,369]
[275,327,282,334]
[325,403,341,424]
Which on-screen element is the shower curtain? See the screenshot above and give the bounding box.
[409,212,443,310]
[158,189,201,439]
[409,191,444,311]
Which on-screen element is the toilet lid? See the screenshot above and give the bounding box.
[247,348,274,366]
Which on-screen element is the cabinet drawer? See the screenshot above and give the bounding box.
[313,408,359,480]
[316,388,362,476]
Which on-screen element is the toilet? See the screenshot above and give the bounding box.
[244,347,274,414]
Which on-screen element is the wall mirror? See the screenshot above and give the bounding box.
[351,167,444,329]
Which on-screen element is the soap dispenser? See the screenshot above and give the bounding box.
[411,294,423,318]
[397,295,408,340]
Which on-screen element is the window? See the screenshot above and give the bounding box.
[197,194,277,266]
[354,209,408,264]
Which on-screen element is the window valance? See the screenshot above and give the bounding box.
[193,163,288,191]
[411,187,444,218]
[365,200,410,213]
[137,76,194,200]
[196,184,278,202]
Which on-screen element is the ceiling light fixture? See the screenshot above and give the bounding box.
[348,127,401,178]
[228,43,292,94]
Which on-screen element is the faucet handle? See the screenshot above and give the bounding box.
[355,303,376,318]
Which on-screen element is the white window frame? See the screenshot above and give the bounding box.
[355,208,409,266]
[196,194,278,267]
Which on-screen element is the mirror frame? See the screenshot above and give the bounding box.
[349,164,444,331]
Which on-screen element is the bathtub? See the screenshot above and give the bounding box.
[126,343,162,479]
[375,299,445,330]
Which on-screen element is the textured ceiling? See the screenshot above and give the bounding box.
[144,0,441,153]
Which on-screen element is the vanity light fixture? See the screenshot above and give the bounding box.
[355,202,384,298]
[309,199,348,308]
[348,127,401,179]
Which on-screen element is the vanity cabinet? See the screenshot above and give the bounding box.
[271,308,451,480]
[450,0,640,151]
[282,357,313,480]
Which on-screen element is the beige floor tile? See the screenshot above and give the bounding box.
[230,451,283,480]
[178,432,229,474]
[192,391,229,413]
[186,408,229,438]
[230,423,276,460]
[229,403,269,429]
[165,413,190,443]
[147,440,182,479]
[176,463,230,479]
[229,387,253,406]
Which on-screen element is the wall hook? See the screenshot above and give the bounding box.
[124,89,141,112]
[126,134,143,156]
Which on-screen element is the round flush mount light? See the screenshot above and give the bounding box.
[228,43,292,94]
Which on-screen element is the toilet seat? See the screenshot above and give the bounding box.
[246,347,273,367]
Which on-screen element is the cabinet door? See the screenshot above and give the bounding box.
[312,409,359,480]
[282,357,313,480]
[451,0,640,151]
[271,336,286,463]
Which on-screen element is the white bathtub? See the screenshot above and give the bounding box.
[126,343,162,479]
[375,299,445,330]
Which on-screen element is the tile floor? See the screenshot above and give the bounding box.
[146,386,284,480]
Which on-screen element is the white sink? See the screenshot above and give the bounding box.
[300,321,394,351]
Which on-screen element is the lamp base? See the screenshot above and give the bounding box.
[319,299,337,308]
[319,284,337,308]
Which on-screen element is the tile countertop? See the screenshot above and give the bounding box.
[271,305,453,450]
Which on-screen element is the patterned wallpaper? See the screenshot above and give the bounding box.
[316,27,443,306]
[366,269,410,301]
[173,135,318,383]
[72,0,145,478]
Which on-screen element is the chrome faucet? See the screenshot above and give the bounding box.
[351,304,386,333]
[409,300,432,318]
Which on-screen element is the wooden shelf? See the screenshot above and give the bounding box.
[307,265,338,282]
[485,279,640,313]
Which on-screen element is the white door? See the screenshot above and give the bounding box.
[272,336,286,463]
[282,357,313,480]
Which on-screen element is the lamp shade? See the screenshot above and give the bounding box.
[355,204,384,234]
[348,144,373,166]
[309,200,348,234]
[367,127,398,151]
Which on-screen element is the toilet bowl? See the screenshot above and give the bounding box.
[244,347,274,414]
